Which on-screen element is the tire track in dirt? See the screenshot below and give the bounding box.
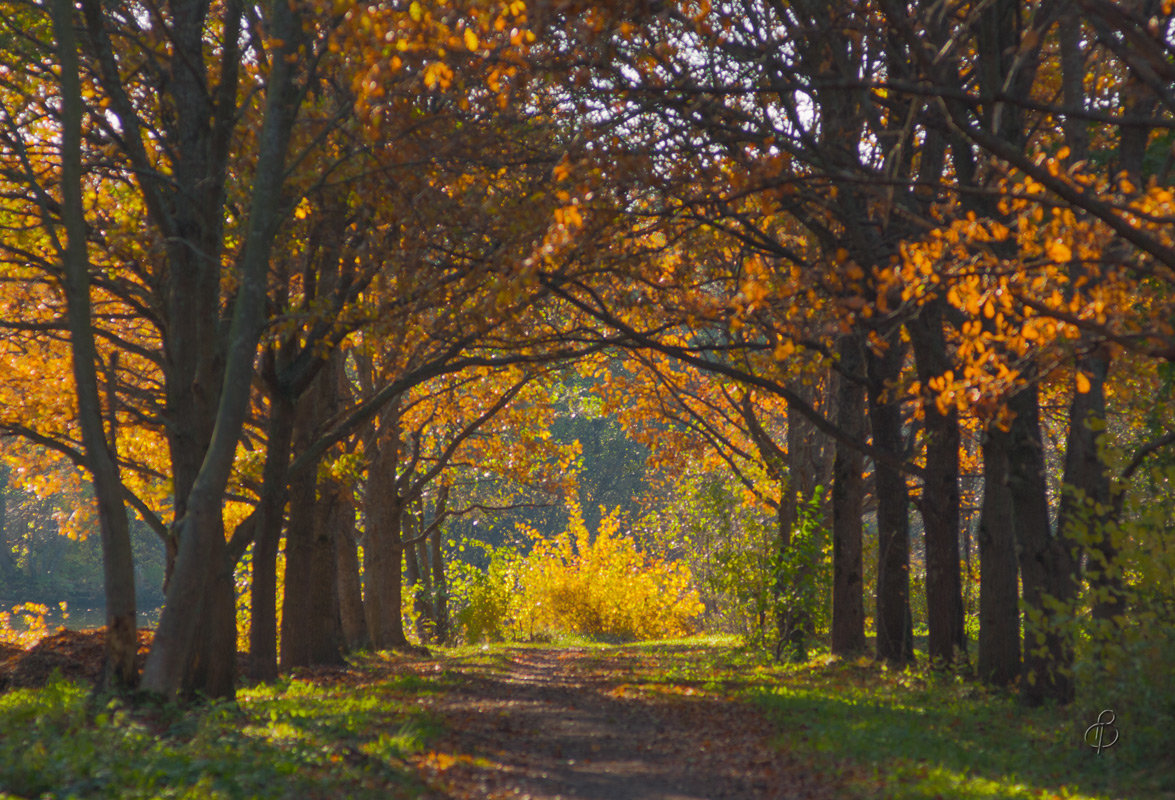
[408,647,836,800]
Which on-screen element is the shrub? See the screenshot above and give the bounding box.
[448,538,525,643]
[515,501,703,641]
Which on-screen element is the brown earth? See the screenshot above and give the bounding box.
[0,628,152,691]
[400,647,837,800]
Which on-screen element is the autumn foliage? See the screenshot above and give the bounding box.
[515,500,703,641]
[451,495,703,643]
[0,2,1174,758]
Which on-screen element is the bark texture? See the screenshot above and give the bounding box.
[363,404,411,650]
[281,365,345,668]
[908,300,966,666]
[334,483,369,651]
[831,335,866,655]
[1008,387,1076,705]
[247,392,294,681]
[867,331,913,665]
[977,426,1020,686]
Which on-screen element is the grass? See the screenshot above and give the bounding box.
[1,635,1170,799]
[614,638,1172,800]
[0,659,440,799]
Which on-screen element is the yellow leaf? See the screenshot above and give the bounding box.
[409,1,422,21]
[463,27,479,51]
[1076,372,1091,394]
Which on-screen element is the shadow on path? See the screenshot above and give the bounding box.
[409,647,834,800]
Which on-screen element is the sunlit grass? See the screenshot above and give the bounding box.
[2,636,1168,799]
[612,640,1169,800]
[0,667,439,799]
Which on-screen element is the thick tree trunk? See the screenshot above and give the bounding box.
[334,482,369,651]
[867,332,913,665]
[247,393,294,680]
[1007,386,1076,706]
[137,0,304,698]
[908,301,966,667]
[51,2,138,689]
[976,425,1020,686]
[363,407,411,650]
[281,471,345,667]
[773,481,803,660]
[364,492,409,650]
[141,497,236,698]
[281,367,344,668]
[831,335,866,655]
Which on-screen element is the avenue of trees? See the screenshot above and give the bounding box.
[0,0,1172,720]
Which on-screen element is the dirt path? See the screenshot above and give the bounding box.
[406,646,833,800]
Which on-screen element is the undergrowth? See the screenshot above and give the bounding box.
[0,664,437,799]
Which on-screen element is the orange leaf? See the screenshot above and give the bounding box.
[1047,240,1072,262]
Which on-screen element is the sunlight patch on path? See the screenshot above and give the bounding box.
[408,646,831,800]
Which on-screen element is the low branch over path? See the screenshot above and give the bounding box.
[404,645,834,800]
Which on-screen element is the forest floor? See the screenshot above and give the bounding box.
[400,645,830,799]
[0,630,1166,800]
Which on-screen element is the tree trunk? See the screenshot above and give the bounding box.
[777,380,822,661]
[141,496,236,698]
[908,300,966,666]
[867,331,913,665]
[1057,11,1118,625]
[831,335,866,655]
[281,366,344,668]
[363,406,411,650]
[429,483,451,644]
[334,481,369,651]
[281,470,345,667]
[1060,350,1118,621]
[137,0,304,698]
[403,505,434,643]
[51,0,138,690]
[429,525,450,644]
[976,424,1020,686]
[247,392,294,680]
[414,538,436,643]
[1007,386,1076,705]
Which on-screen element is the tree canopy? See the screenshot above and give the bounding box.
[0,0,1172,725]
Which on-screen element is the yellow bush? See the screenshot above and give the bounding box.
[515,501,703,641]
